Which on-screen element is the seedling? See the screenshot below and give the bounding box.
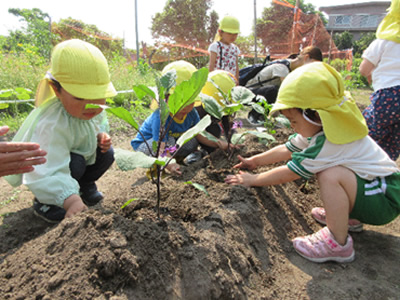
[88,67,211,218]
[184,181,209,196]
[120,198,139,209]
[201,80,275,158]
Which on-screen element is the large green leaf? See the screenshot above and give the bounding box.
[247,131,276,145]
[201,94,223,120]
[231,86,255,105]
[105,107,139,130]
[176,115,211,147]
[275,115,291,128]
[159,69,177,92]
[114,148,174,171]
[133,84,156,100]
[231,132,247,145]
[168,68,208,115]
[200,130,220,143]
[208,77,229,106]
[223,102,243,116]
[251,102,265,115]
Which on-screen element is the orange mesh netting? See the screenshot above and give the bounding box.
[57,2,351,69]
[146,0,352,69]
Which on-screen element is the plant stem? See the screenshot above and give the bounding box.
[156,165,161,219]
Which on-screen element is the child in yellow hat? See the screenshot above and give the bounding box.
[359,0,400,161]
[225,62,400,263]
[5,39,117,223]
[208,16,240,81]
[196,70,238,154]
[131,61,230,174]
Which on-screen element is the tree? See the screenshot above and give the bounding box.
[7,8,53,59]
[333,31,353,50]
[255,0,327,55]
[151,0,219,48]
[352,32,375,58]
[53,18,124,58]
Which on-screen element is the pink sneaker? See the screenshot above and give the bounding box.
[311,207,363,233]
[293,227,355,263]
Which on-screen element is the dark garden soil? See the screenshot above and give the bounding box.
[0,123,399,300]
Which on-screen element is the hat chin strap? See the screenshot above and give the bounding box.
[302,111,322,126]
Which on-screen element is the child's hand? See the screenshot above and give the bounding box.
[166,163,182,176]
[97,132,112,153]
[216,140,229,150]
[217,140,242,151]
[225,171,254,187]
[233,155,257,170]
[63,194,87,218]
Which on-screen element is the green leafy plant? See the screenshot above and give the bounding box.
[201,82,253,155]
[89,67,211,218]
[201,81,276,156]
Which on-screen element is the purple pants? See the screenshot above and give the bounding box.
[363,85,400,161]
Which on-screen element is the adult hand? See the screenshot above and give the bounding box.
[0,126,47,177]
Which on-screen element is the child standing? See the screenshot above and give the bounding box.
[131,61,230,175]
[360,0,400,160]
[225,62,400,263]
[359,0,400,161]
[5,39,117,223]
[208,16,240,81]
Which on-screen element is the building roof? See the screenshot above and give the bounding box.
[320,1,391,13]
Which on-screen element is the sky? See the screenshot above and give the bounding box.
[0,0,390,49]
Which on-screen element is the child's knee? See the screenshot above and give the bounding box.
[317,166,356,185]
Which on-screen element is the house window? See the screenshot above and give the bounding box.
[334,15,351,25]
[360,15,379,27]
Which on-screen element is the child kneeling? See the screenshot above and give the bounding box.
[5,39,117,223]
[225,62,400,263]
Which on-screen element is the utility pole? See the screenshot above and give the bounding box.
[135,0,140,64]
[254,0,257,63]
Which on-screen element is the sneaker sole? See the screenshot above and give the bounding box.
[33,210,61,224]
[312,214,364,233]
[294,248,355,263]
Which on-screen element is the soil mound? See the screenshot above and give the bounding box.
[0,129,399,299]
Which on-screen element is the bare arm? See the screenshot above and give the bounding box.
[235,57,239,83]
[359,58,375,85]
[196,134,230,150]
[225,165,300,187]
[234,144,292,170]
[208,51,217,72]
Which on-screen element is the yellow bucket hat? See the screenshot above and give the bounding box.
[161,60,197,84]
[151,60,199,110]
[219,16,240,34]
[376,0,400,43]
[35,39,116,106]
[214,15,240,41]
[270,62,368,144]
[201,70,236,106]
